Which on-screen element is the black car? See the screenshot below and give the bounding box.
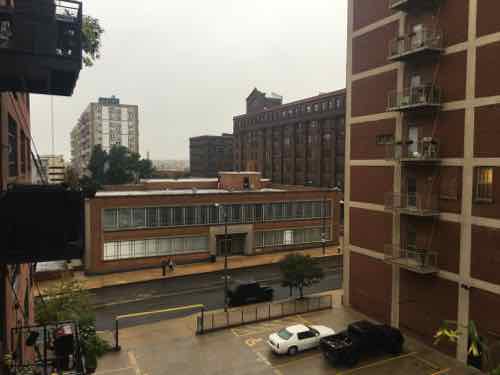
[320,320,404,366]
[227,280,274,306]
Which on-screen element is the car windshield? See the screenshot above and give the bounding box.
[277,329,293,340]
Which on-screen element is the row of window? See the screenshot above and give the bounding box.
[103,236,209,261]
[103,200,332,231]
[7,112,30,178]
[235,97,344,130]
[255,227,331,248]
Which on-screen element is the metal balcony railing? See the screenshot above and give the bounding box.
[389,0,441,12]
[387,84,441,112]
[384,244,438,274]
[385,192,439,216]
[386,137,440,162]
[389,28,443,61]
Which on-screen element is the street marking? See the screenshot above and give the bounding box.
[431,369,450,375]
[273,352,323,369]
[337,352,419,375]
[273,369,284,375]
[127,351,142,375]
[255,351,272,366]
[411,353,441,371]
[245,338,263,347]
[95,367,134,375]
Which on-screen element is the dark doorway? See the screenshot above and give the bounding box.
[216,234,246,256]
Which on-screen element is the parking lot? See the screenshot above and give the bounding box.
[96,295,479,375]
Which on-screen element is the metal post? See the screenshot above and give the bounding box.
[322,194,327,255]
[43,326,48,375]
[201,307,205,334]
[256,306,258,321]
[114,319,121,351]
[268,303,271,319]
[224,206,229,313]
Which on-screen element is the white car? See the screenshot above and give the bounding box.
[267,324,335,355]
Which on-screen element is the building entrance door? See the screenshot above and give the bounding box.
[216,234,246,256]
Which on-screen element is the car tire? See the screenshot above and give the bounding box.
[288,346,298,356]
[388,342,403,355]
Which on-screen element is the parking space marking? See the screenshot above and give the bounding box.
[431,369,450,375]
[127,351,142,375]
[336,352,418,375]
[272,352,323,369]
[410,353,441,371]
[231,315,313,337]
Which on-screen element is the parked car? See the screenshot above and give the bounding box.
[227,280,274,306]
[320,320,404,366]
[268,324,335,355]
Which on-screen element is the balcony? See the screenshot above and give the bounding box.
[386,137,440,163]
[384,244,438,274]
[385,192,439,216]
[0,0,82,96]
[389,0,441,12]
[389,28,443,62]
[387,84,441,112]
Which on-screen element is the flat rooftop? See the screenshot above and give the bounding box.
[95,188,286,198]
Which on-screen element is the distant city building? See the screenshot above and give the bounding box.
[84,171,341,274]
[70,96,139,176]
[190,134,233,177]
[36,155,65,184]
[233,88,346,188]
[152,159,189,172]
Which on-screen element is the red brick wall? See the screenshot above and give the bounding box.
[477,0,500,38]
[350,166,393,205]
[476,41,500,98]
[436,51,467,103]
[350,207,392,253]
[350,252,392,324]
[475,104,500,158]
[350,119,396,160]
[471,225,500,286]
[352,0,392,31]
[470,288,500,341]
[352,21,398,75]
[351,70,397,117]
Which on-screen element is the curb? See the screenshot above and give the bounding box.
[80,253,343,292]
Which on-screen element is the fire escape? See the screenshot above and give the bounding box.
[384,0,444,274]
[0,0,83,96]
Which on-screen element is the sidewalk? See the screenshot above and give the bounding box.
[38,245,342,293]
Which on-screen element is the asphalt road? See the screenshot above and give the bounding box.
[92,256,343,331]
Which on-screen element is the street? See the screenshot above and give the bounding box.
[92,256,342,330]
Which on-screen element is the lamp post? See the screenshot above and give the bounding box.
[321,194,327,256]
[215,203,229,312]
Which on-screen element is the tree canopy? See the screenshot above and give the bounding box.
[279,253,324,298]
[82,15,104,67]
[86,145,154,186]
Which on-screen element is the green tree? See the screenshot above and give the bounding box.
[63,165,80,189]
[82,15,104,67]
[279,254,324,298]
[137,158,154,179]
[36,279,110,372]
[106,145,134,185]
[87,145,107,186]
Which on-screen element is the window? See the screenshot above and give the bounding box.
[298,331,316,340]
[103,209,117,230]
[133,208,146,227]
[147,207,158,227]
[118,208,132,228]
[475,167,494,203]
[174,207,184,225]
[376,134,395,145]
[159,207,172,226]
[8,115,17,177]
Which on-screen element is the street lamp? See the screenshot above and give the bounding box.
[321,194,327,256]
[214,203,229,312]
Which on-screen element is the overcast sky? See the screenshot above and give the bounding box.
[30,0,347,161]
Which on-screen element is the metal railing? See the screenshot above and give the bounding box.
[385,192,439,216]
[384,244,438,274]
[55,0,82,22]
[388,84,441,111]
[386,138,440,161]
[389,28,443,60]
[197,294,333,334]
[389,0,441,11]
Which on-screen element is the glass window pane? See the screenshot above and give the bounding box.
[103,209,117,230]
[120,241,132,259]
[133,208,146,227]
[174,207,184,225]
[134,240,146,258]
[255,204,263,222]
[303,202,313,218]
[273,203,283,219]
[265,204,273,221]
[147,208,158,227]
[159,207,172,226]
[312,202,322,218]
[185,206,196,225]
[232,205,242,224]
[118,208,132,228]
[294,202,304,218]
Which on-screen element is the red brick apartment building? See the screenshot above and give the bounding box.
[233,89,346,189]
[0,0,84,372]
[84,172,340,274]
[344,0,500,367]
[0,92,35,370]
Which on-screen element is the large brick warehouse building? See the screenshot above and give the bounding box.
[84,172,341,274]
[344,0,500,368]
[233,88,346,189]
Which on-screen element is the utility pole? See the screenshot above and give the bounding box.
[321,194,327,256]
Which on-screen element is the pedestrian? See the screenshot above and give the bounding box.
[161,260,167,276]
[168,257,175,272]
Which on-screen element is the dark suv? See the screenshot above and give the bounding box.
[227,280,274,306]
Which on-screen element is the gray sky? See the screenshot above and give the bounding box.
[30,0,347,161]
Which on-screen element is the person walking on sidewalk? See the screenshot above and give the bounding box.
[168,257,175,272]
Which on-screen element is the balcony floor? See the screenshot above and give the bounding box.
[388,47,443,62]
[399,208,440,217]
[385,257,439,274]
[387,103,441,112]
